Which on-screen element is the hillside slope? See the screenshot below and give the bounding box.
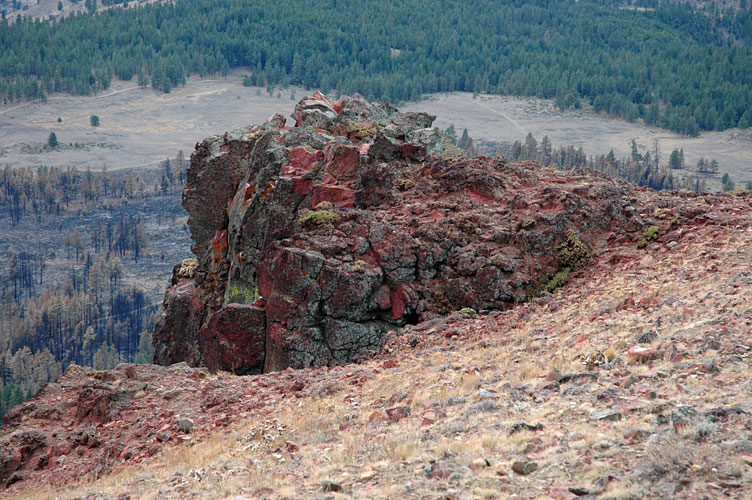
[2,99,752,499]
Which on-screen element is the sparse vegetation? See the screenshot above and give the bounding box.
[4,210,752,498]
[555,230,590,272]
[531,230,590,296]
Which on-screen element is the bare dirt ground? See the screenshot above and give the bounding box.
[3,79,750,189]
[404,93,752,189]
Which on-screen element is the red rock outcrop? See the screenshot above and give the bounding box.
[153,92,644,373]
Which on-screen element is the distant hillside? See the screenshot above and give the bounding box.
[1,0,751,136]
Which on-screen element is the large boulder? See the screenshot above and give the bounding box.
[154,93,642,373]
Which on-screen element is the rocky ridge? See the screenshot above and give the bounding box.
[153,92,645,375]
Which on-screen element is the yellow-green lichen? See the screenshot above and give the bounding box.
[299,209,340,227]
[228,282,259,304]
[347,122,379,139]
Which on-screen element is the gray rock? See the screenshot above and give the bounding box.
[177,417,194,434]
[589,410,622,422]
[322,480,342,492]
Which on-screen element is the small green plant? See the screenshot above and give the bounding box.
[90,114,100,127]
[299,209,340,227]
[637,225,661,249]
[555,230,590,271]
[544,269,571,293]
[352,260,367,273]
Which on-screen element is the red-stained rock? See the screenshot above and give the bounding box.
[265,112,286,129]
[290,147,324,171]
[198,304,266,374]
[386,406,411,422]
[292,176,313,195]
[323,142,360,180]
[0,430,46,483]
[76,384,121,423]
[183,130,260,265]
[311,184,355,208]
[628,345,659,363]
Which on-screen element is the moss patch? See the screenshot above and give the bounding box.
[531,231,590,297]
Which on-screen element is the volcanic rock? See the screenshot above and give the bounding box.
[153,93,645,374]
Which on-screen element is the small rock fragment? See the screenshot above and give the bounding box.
[386,406,411,422]
[322,480,342,492]
[426,462,454,479]
[511,460,538,475]
[177,417,194,434]
[589,410,622,422]
[628,345,659,363]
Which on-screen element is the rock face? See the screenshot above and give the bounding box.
[153,92,642,373]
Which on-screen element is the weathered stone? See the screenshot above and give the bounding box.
[589,410,622,422]
[512,460,538,475]
[197,304,266,374]
[323,142,361,180]
[628,345,659,363]
[0,430,46,483]
[177,417,194,434]
[153,279,207,368]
